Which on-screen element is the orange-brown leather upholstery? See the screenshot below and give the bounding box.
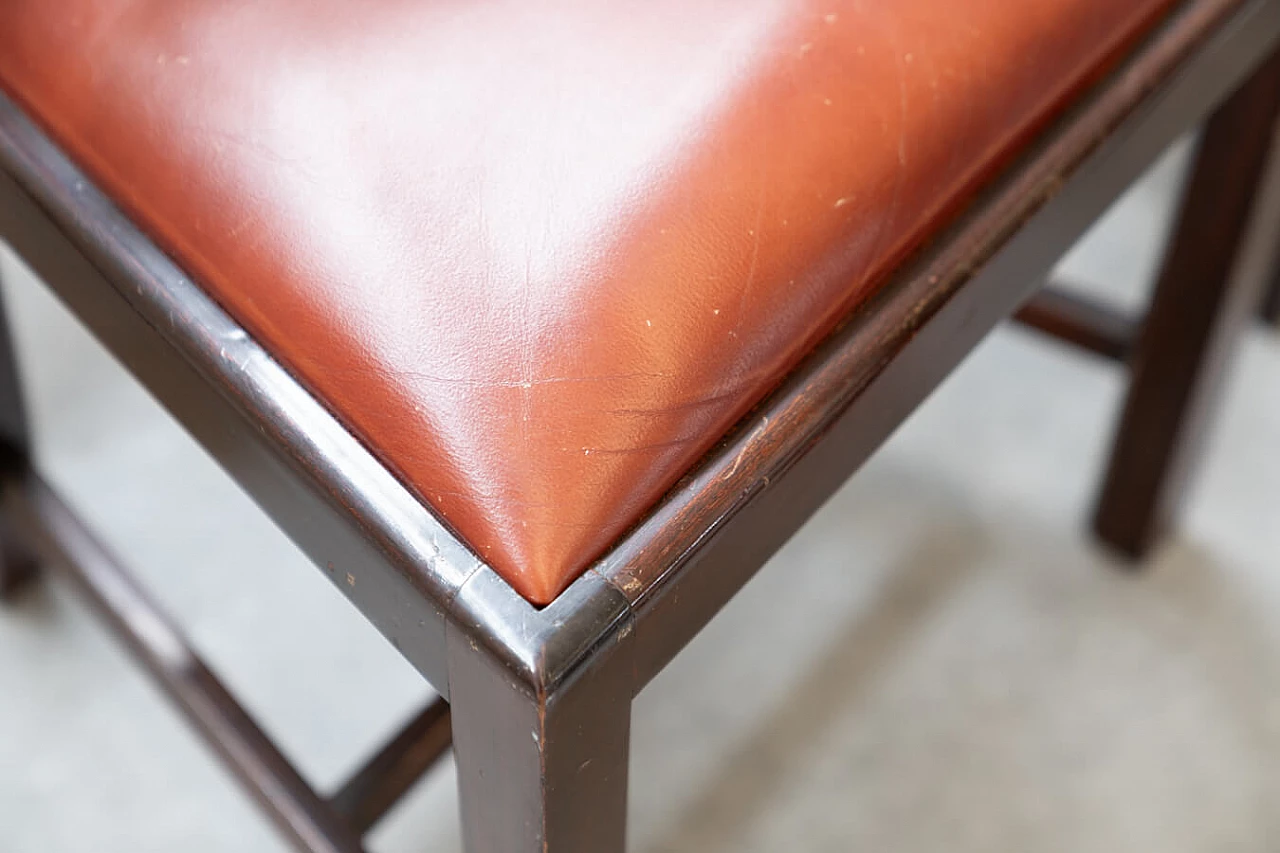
[0,0,1173,603]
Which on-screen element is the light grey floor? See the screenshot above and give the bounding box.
[3,137,1280,853]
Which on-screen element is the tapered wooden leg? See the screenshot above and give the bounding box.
[0,269,35,599]
[1093,49,1280,558]
[447,622,631,853]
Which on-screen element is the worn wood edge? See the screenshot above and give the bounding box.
[594,0,1280,688]
[0,95,485,695]
[1,0,1273,704]
[0,87,639,699]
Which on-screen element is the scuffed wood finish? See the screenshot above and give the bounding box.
[598,0,1280,688]
[447,613,633,853]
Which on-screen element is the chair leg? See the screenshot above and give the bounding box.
[447,621,631,853]
[0,268,35,600]
[1093,49,1280,559]
[0,517,37,599]
[1262,267,1280,325]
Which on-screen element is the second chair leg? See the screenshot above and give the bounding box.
[1093,49,1280,558]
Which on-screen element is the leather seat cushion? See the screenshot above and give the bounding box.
[0,0,1174,603]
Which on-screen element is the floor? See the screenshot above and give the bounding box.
[3,137,1280,852]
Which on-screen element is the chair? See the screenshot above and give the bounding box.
[2,1,1279,850]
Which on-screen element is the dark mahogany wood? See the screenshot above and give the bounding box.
[1093,46,1280,557]
[1,0,1279,851]
[0,96,480,693]
[599,0,1280,690]
[0,269,35,600]
[1014,282,1138,361]
[0,272,25,456]
[1263,266,1280,323]
[447,609,633,853]
[329,698,452,835]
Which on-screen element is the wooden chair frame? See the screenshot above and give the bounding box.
[3,0,1280,850]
